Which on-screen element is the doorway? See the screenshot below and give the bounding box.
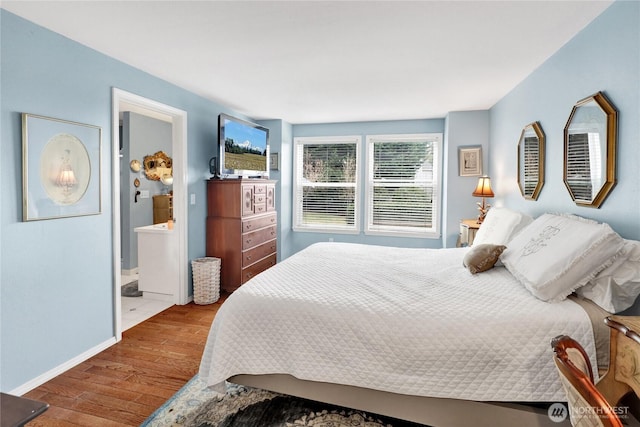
[111,88,189,341]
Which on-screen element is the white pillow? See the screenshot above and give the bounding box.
[473,207,533,246]
[500,213,625,302]
[576,239,640,313]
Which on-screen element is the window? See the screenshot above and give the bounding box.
[293,136,361,233]
[365,133,441,237]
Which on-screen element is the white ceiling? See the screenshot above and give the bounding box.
[2,1,613,124]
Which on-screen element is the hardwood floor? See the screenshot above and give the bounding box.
[23,296,227,426]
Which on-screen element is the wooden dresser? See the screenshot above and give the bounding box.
[206,179,277,292]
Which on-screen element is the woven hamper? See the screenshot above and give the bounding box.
[191,257,221,304]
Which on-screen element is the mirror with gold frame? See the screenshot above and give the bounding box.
[143,151,172,181]
[517,121,545,200]
[563,92,617,208]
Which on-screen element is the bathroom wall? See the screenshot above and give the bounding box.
[121,112,172,271]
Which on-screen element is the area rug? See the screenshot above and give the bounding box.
[141,375,429,427]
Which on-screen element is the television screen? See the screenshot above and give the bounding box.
[219,114,269,178]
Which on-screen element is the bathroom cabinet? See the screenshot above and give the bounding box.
[135,223,178,299]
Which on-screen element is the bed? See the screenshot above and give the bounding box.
[199,211,638,427]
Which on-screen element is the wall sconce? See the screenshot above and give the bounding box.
[472,175,494,223]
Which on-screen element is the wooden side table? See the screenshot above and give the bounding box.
[458,219,480,247]
[596,316,640,406]
[0,392,48,426]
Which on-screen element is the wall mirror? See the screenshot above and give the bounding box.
[517,121,545,200]
[143,151,172,181]
[563,91,617,208]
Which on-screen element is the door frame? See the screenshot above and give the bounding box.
[111,88,189,341]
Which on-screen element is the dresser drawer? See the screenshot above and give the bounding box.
[242,239,277,268]
[253,196,267,214]
[241,253,277,283]
[243,214,277,232]
[242,225,277,250]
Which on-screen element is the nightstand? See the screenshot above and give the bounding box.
[458,219,481,247]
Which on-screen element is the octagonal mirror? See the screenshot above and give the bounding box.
[564,92,617,208]
[517,121,545,200]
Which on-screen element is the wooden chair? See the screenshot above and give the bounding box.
[551,335,623,427]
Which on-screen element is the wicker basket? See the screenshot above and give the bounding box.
[191,257,221,305]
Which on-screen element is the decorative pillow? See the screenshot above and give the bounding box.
[576,239,640,313]
[463,244,507,274]
[500,213,625,302]
[473,207,534,246]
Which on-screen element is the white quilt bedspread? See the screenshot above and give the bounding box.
[199,242,598,402]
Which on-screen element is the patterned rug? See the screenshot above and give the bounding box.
[141,375,429,427]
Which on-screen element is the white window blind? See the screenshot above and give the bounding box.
[567,132,599,201]
[293,136,360,233]
[365,134,441,237]
[523,136,539,194]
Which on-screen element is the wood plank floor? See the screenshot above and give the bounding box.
[23,296,227,426]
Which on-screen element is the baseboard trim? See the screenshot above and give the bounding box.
[9,337,117,396]
[121,267,139,277]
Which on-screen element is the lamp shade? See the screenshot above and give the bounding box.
[472,176,494,198]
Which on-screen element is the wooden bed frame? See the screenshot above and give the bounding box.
[229,373,571,427]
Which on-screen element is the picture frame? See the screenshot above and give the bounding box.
[22,113,102,221]
[270,152,279,171]
[458,146,483,177]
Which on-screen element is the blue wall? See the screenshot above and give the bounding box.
[489,0,639,241]
[0,10,239,392]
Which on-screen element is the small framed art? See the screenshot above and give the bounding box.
[458,146,483,177]
[22,113,102,221]
[270,152,279,171]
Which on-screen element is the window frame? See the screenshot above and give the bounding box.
[364,133,442,238]
[293,135,362,234]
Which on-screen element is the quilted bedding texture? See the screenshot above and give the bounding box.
[199,242,598,402]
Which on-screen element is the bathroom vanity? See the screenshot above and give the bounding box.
[134,223,178,300]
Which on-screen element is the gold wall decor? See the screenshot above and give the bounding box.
[143,151,172,181]
[517,121,545,201]
[563,91,617,208]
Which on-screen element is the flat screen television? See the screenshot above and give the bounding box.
[216,113,269,178]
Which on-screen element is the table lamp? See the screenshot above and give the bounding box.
[472,176,494,223]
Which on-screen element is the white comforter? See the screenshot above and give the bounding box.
[199,242,598,402]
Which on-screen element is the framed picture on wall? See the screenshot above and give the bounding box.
[458,146,483,176]
[270,152,279,171]
[22,113,102,221]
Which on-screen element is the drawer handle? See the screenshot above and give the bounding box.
[270,231,275,236]
[246,238,252,245]
[246,255,252,261]
[246,273,253,279]
[270,218,275,223]
[246,224,252,229]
